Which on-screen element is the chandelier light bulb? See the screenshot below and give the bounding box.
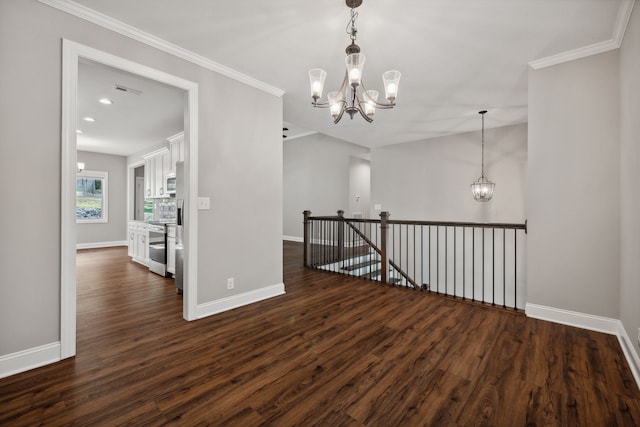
[382,70,401,102]
[346,53,366,87]
[328,91,344,120]
[308,68,327,100]
[364,90,378,118]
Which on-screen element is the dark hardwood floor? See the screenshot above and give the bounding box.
[1,242,639,426]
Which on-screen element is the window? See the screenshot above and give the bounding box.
[76,170,108,223]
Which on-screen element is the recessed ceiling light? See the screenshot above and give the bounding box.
[99,98,113,105]
[76,129,83,134]
[82,117,95,122]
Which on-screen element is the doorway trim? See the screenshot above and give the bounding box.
[61,39,199,359]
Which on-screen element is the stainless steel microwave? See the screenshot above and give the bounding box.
[165,174,176,195]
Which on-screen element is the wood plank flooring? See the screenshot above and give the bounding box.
[1,242,639,426]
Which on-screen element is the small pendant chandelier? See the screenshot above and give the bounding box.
[471,110,495,202]
[308,0,401,124]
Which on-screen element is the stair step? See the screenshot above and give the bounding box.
[360,269,382,279]
[340,253,379,266]
[342,260,379,272]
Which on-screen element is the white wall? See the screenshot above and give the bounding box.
[76,151,127,245]
[370,123,527,223]
[0,0,282,357]
[620,4,640,355]
[528,50,620,318]
[283,133,369,239]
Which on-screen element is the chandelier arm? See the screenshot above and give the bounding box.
[357,105,374,123]
[359,80,396,108]
[311,100,332,108]
[353,92,375,122]
[369,102,395,109]
[333,104,347,124]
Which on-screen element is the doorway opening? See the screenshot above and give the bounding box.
[61,40,199,359]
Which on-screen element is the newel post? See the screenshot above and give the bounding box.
[337,210,345,262]
[380,211,390,284]
[303,210,311,267]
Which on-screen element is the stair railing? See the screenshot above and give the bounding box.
[303,210,527,309]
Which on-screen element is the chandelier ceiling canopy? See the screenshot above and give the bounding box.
[308,0,401,124]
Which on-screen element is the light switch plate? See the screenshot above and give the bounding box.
[374,204,382,211]
[197,197,210,210]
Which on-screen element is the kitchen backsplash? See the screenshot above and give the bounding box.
[152,198,176,223]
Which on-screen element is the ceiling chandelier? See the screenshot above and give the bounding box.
[471,110,495,202]
[308,0,401,124]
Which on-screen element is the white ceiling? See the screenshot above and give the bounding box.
[77,59,184,156]
[70,0,631,149]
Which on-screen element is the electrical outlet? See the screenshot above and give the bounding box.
[227,277,234,290]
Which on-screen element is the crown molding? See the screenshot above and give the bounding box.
[528,39,620,70]
[613,0,637,45]
[529,0,636,70]
[284,131,318,141]
[37,0,286,97]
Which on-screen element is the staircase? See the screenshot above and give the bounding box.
[317,248,408,286]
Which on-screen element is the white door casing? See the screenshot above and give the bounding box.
[61,39,199,359]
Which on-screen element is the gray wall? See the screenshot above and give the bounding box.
[620,4,640,354]
[283,133,368,238]
[528,50,620,318]
[0,0,282,356]
[370,123,527,223]
[76,151,127,245]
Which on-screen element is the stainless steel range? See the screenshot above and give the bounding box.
[148,222,168,276]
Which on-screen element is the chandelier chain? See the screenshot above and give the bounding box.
[346,9,358,42]
[481,112,485,177]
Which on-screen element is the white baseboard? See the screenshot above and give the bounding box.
[131,257,149,267]
[525,303,620,335]
[76,240,127,250]
[525,303,640,389]
[0,342,61,379]
[616,321,640,389]
[196,283,286,319]
[283,235,303,243]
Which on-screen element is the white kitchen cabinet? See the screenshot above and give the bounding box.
[143,148,170,198]
[128,230,135,257]
[144,157,154,199]
[135,232,146,261]
[167,238,176,275]
[167,132,184,174]
[167,225,176,275]
[167,237,176,274]
[128,221,149,266]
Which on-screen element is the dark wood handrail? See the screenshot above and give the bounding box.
[308,215,527,231]
[389,259,420,290]
[343,219,382,256]
[343,217,420,289]
[387,219,526,230]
